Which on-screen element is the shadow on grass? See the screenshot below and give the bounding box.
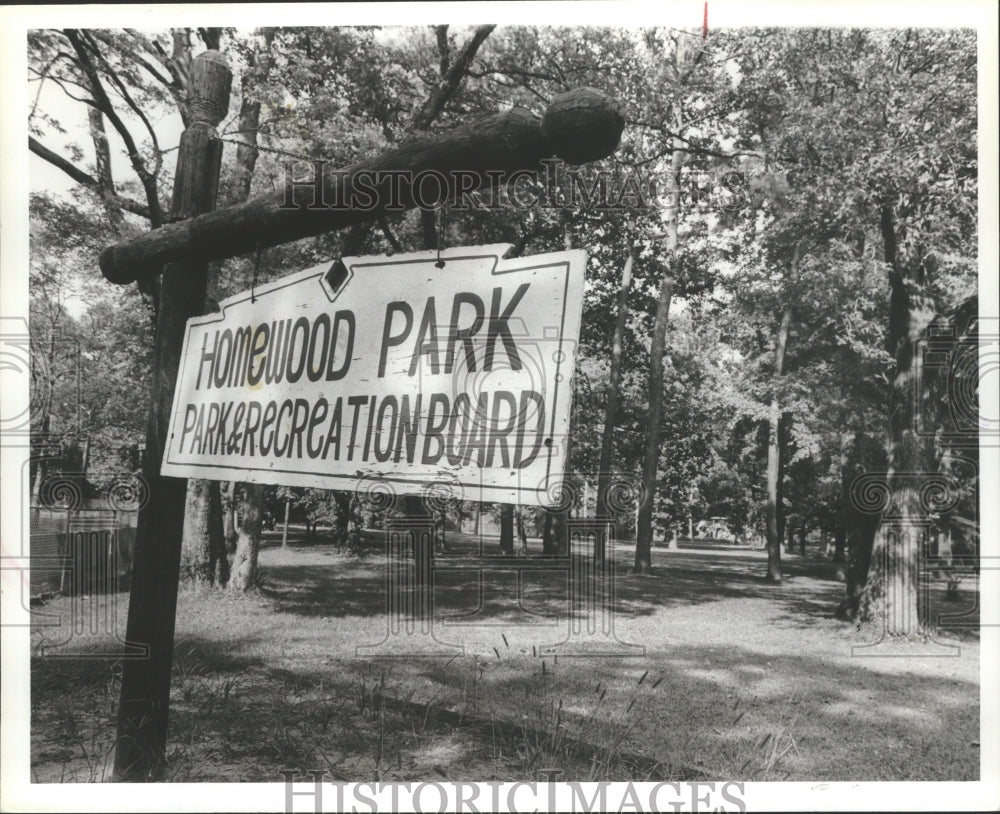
[30,530,982,781]
[252,532,980,644]
[31,626,980,782]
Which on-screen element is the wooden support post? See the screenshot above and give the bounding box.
[99,88,624,285]
[113,50,232,782]
[282,497,290,548]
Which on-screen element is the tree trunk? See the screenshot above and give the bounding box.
[516,510,529,554]
[229,483,263,592]
[634,272,673,573]
[855,203,933,634]
[88,106,125,231]
[332,490,351,547]
[435,508,447,553]
[765,301,793,582]
[181,475,227,582]
[542,512,559,555]
[499,504,515,555]
[835,430,880,619]
[88,104,162,313]
[777,410,791,543]
[221,481,238,553]
[834,429,851,563]
[635,143,683,573]
[833,529,847,563]
[402,494,433,589]
[180,479,227,586]
[595,251,634,565]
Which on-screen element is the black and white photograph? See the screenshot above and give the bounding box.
[1,2,997,811]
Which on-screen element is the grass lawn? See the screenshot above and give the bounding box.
[29,530,980,783]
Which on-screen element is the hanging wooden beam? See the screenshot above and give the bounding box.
[99,87,624,284]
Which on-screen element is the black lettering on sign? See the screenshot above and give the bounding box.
[196,330,219,390]
[486,390,518,467]
[446,393,472,466]
[215,401,234,455]
[307,397,329,458]
[265,319,290,384]
[242,401,262,456]
[213,329,233,388]
[462,393,490,467]
[273,399,294,457]
[378,302,413,377]
[260,400,278,456]
[323,397,343,461]
[394,394,421,464]
[373,395,398,463]
[285,317,311,384]
[346,395,368,461]
[247,323,269,386]
[288,398,310,458]
[445,292,484,373]
[230,327,253,387]
[485,283,529,371]
[228,402,246,453]
[421,393,450,465]
[327,311,355,381]
[306,314,330,383]
[180,404,198,452]
[514,390,546,468]
[361,395,377,461]
[408,297,440,376]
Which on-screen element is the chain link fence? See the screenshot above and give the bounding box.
[29,505,137,597]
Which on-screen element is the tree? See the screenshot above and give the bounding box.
[730,28,976,622]
[229,483,262,591]
[631,25,740,572]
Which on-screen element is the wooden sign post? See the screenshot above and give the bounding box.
[105,74,623,780]
[113,51,231,781]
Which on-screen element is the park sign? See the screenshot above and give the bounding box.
[161,244,586,508]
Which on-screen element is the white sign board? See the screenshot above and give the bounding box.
[161,244,586,507]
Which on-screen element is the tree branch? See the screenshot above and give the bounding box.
[434,25,450,76]
[341,24,496,253]
[378,217,403,252]
[469,65,560,83]
[412,24,496,131]
[31,68,96,107]
[63,28,164,226]
[119,29,187,106]
[28,136,152,219]
[83,31,164,178]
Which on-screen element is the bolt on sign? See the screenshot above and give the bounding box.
[161,244,586,507]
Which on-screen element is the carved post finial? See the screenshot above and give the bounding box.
[189,50,232,128]
[542,87,624,165]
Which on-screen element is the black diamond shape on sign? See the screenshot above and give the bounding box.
[325,258,350,293]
